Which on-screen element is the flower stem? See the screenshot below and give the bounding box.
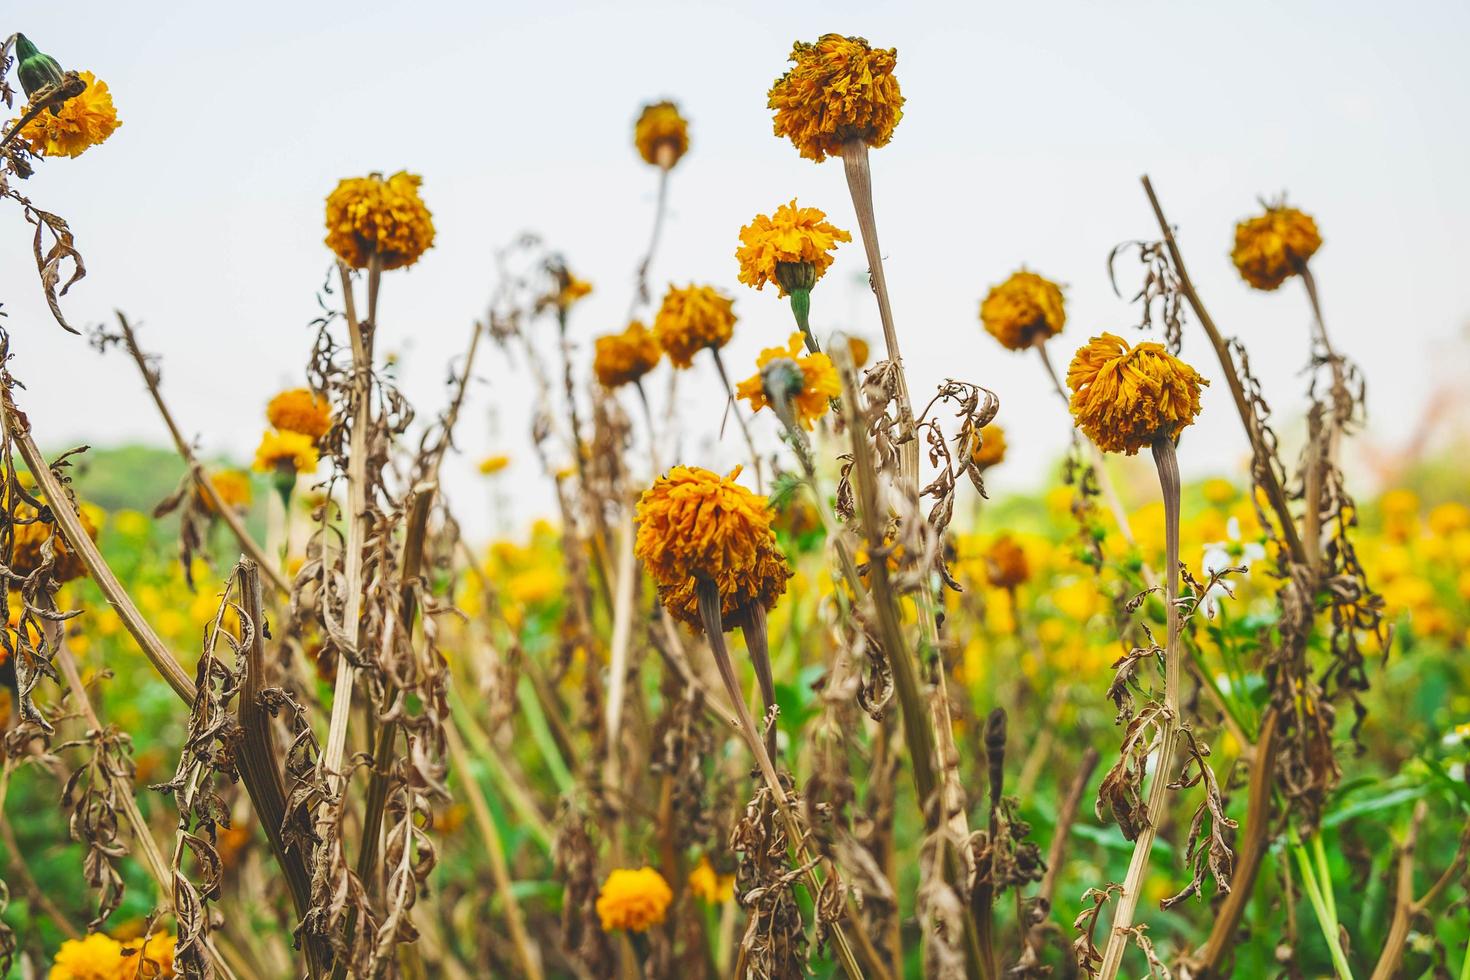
[709,346,764,492]
[1292,834,1355,980]
[789,288,820,355]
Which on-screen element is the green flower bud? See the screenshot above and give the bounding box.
[14,35,65,100]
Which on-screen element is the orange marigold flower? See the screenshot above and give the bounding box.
[985,535,1030,590]
[324,171,435,270]
[980,271,1065,351]
[595,867,673,932]
[768,34,904,163]
[118,932,176,978]
[1067,333,1207,455]
[847,335,870,368]
[266,388,332,442]
[688,856,736,904]
[652,284,736,368]
[253,430,319,475]
[46,932,124,980]
[1231,205,1322,291]
[971,424,1007,470]
[634,466,791,629]
[593,321,662,388]
[634,101,689,169]
[736,199,851,296]
[17,70,121,159]
[10,499,97,585]
[735,332,840,430]
[199,470,252,514]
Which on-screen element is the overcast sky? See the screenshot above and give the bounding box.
[5,1,1468,538]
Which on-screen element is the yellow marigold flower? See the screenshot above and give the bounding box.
[847,335,870,368]
[266,388,332,442]
[1067,333,1208,455]
[634,100,689,169]
[11,499,97,585]
[1231,205,1322,291]
[324,171,435,271]
[980,270,1066,351]
[119,932,176,978]
[634,466,791,629]
[736,199,852,296]
[18,71,121,159]
[688,855,736,904]
[47,932,124,980]
[253,430,319,475]
[768,34,904,163]
[652,284,736,368]
[971,424,1007,470]
[478,454,511,476]
[986,535,1030,589]
[596,866,673,932]
[539,271,593,315]
[200,470,252,514]
[734,332,840,430]
[593,321,662,388]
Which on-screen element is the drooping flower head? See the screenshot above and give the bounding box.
[634,466,791,629]
[593,321,662,388]
[266,388,332,443]
[324,171,435,270]
[200,470,253,514]
[687,855,736,904]
[1231,204,1322,291]
[634,101,689,169]
[16,70,121,159]
[971,423,1007,471]
[1067,333,1208,455]
[596,867,674,932]
[652,285,736,368]
[768,34,904,163]
[985,535,1030,590]
[735,332,840,430]
[980,271,1066,351]
[46,932,124,979]
[736,199,852,296]
[253,430,320,476]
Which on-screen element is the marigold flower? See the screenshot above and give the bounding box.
[634,466,791,629]
[688,856,736,904]
[266,388,332,442]
[971,424,1007,470]
[593,321,662,388]
[847,336,870,368]
[1231,205,1322,291]
[768,34,904,163]
[652,284,736,368]
[980,271,1066,351]
[253,430,319,475]
[1067,333,1208,455]
[478,454,511,476]
[736,199,851,296]
[538,270,593,315]
[735,332,840,430]
[17,70,121,159]
[595,866,673,932]
[119,932,176,978]
[11,499,97,585]
[986,535,1030,589]
[200,470,252,514]
[324,171,435,270]
[47,932,124,980]
[634,101,689,169]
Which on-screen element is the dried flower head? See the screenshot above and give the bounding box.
[252,429,320,475]
[634,466,791,629]
[10,499,97,584]
[200,470,252,514]
[736,199,852,296]
[478,454,510,476]
[1067,332,1208,455]
[324,171,435,270]
[652,284,736,368]
[46,932,124,979]
[1231,204,1322,291]
[768,34,904,162]
[266,388,332,442]
[634,100,689,169]
[595,867,673,932]
[971,423,1007,470]
[735,332,841,430]
[688,856,736,904]
[16,70,121,158]
[980,270,1066,351]
[593,321,662,388]
[985,535,1030,589]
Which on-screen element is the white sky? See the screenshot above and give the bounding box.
[5,1,1468,539]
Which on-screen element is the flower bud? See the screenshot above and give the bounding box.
[774,261,817,295]
[15,35,65,100]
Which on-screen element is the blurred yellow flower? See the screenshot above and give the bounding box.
[11,499,96,585]
[596,867,673,932]
[736,199,851,296]
[266,389,332,442]
[1231,205,1321,291]
[593,321,662,389]
[119,932,175,978]
[200,470,252,514]
[634,101,689,168]
[971,423,1007,470]
[847,336,870,368]
[253,430,319,475]
[46,932,123,979]
[324,171,435,270]
[768,34,904,163]
[652,284,736,368]
[478,455,511,476]
[18,71,120,158]
[980,271,1065,352]
[688,856,736,904]
[1068,333,1207,455]
[735,332,841,430]
[986,535,1030,590]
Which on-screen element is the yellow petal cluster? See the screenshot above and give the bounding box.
[971,423,1007,470]
[200,470,253,514]
[119,933,176,978]
[735,199,851,295]
[735,332,841,430]
[266,388,332,443]
[595,867,673,932]
[593,321,662,388]
[253,429,320,474]
[324,171,435,271]
[652,285,736,368]
[980,271,1066,351]
[11,499,97,585]
[687,856,736,904]
[634,466,791,629]
[768,34,904,163]
[633,101,689,168]
[1067,333,1207,455]
[1231,205,1322,291]
[47,929,174,979]
[18,71,120,158]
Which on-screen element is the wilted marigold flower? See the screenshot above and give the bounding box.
[17,70,121,159]
[595,866,673,932]
[634,101,689,168]
[593,321,662,388]
[980,271,1066,351]
[971,424,1007,470]
[47,932,124,979]
[200,470,252,514]
[688,855,736,904]
[324,171,435,271]
[11,500,97,585]
[768,34,904,163]
[266,389,332,442]
[634,466,792,629]
[1067,333,1207,455]
[652,284,736,368]
[253,430,319,475]
[478,455,510,476]
[735,332,840,430]
[736,199,851,296]
[1231,205,1322,291]
[986,535,1030,589]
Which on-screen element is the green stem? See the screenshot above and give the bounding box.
[789,288,819,354]
[1293,839,1354,980]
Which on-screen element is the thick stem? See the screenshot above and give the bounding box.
[737,602,779,764]
[710,346,764,492]
[789,288,820,355]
